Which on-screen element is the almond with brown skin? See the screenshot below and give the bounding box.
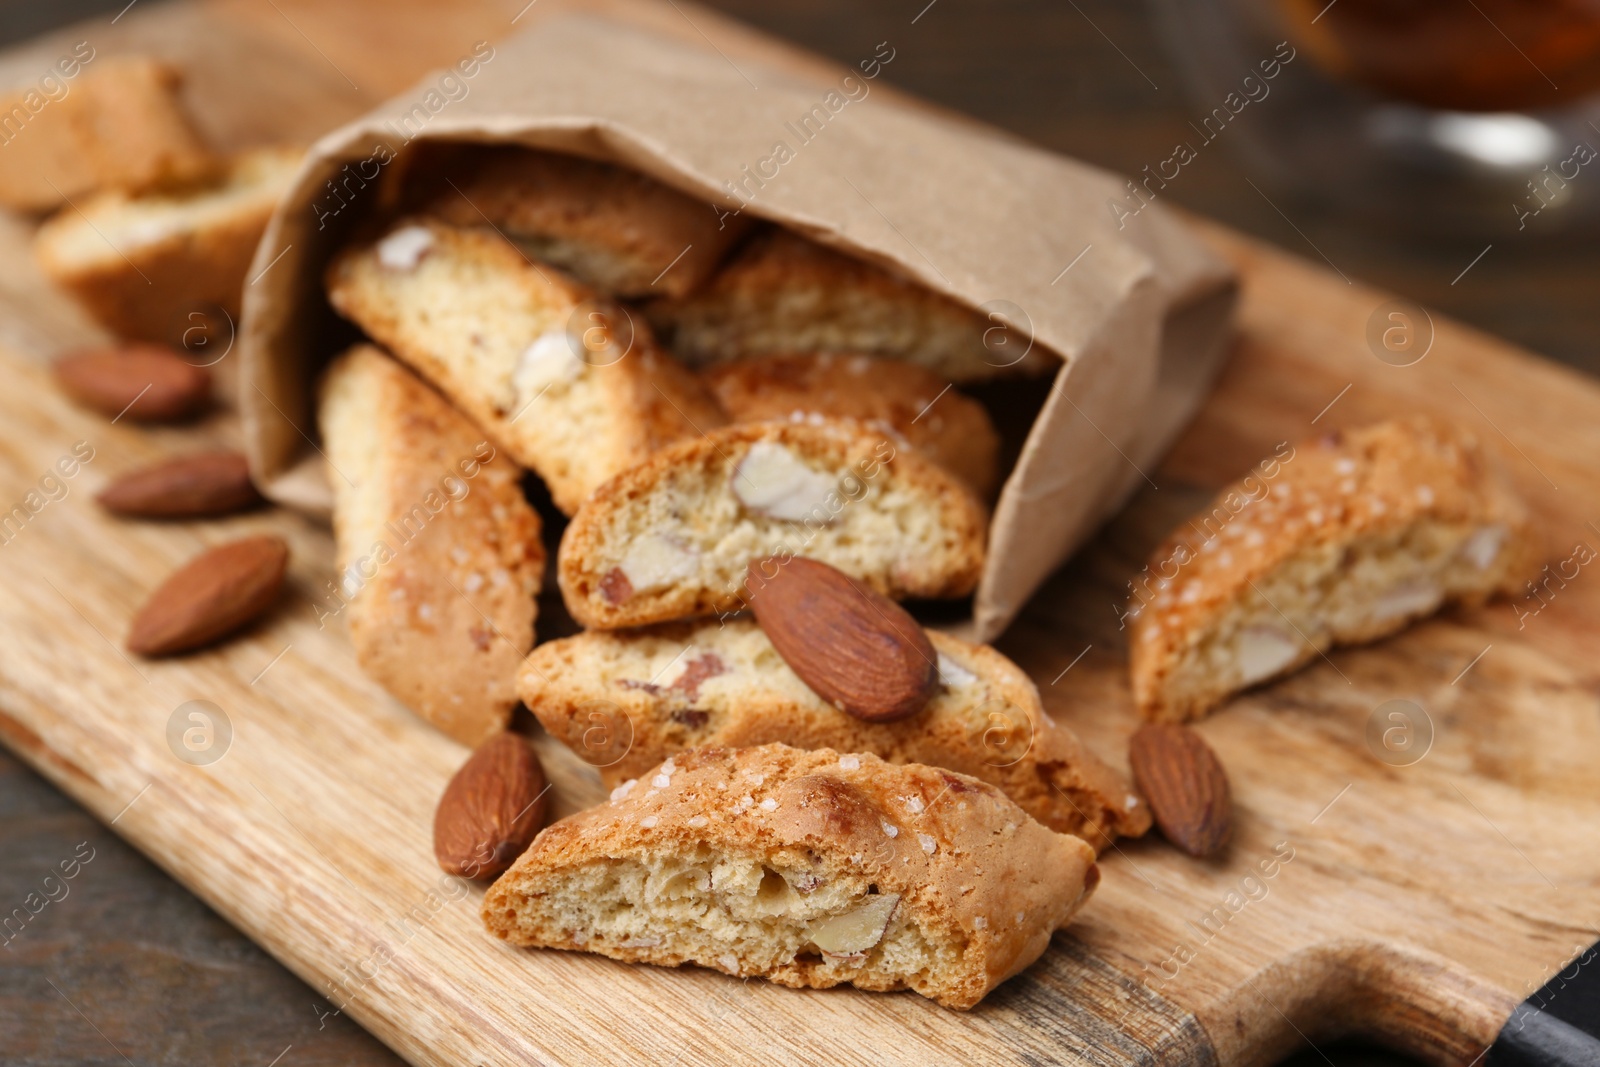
[434,732,548,880]
[98,451,263,518]
[127,535,288,656]
[746,556,937,723]
[54,344,210,422]
[1128,722,1233,857]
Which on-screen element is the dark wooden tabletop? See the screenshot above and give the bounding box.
[3,1,1591,1064]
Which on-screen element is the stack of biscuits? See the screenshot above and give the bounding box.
[314,145,1148,1008]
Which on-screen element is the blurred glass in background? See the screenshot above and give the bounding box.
[1151,0,1600,238]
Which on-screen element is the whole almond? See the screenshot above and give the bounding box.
[127,535,288,656]
[434,733,548,880]
[746,556,937,723]
[54,344,210,422]
[1128,723,1233,857]
[98,451,263,518]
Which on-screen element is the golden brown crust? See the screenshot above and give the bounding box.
[518,620,1148,850]
[35,147,300,344]
[702,353,1002,498]
[0,56,216,212]
[482,743,1098,1009]
[424,146,749,298]
[647,227,1057,382]
[318,344,543,746]
[325,218,728,514]
[556,418,988,629]
[1130,417,1542,721]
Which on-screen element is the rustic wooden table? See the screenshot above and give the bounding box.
[2,1,1590,1065]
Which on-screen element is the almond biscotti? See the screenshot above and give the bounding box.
[422,146,749,298]
[0,56,216,212]
[318,344,544,746]
[36,146,301,343]
[647,227,1056,383]
[1131,417,1540,721]
[556,419,987,629]
[518,619,1148,850]
[325,218,728,514]
[702,353,1002,499]
[482,743,1098,1010]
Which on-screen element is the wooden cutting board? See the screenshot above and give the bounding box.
[2,2,1598,1065]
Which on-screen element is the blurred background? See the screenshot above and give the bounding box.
[4,0,1592,1064]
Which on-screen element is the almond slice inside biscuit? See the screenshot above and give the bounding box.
[732,441,838,522]
[806,893,901,958]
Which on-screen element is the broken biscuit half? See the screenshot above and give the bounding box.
[481,743,1098,1010]
[326,218,727,514]
[1130,417,1540,721]
[318,344,544,745]
[556,418,988,629]
[518,618,1148,850]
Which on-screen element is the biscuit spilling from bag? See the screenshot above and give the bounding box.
[702,353,1001,499]
[482,743,1098,1010]
[556,418,987,629]
[1131,417,1541,721]
[646,228,1056,383]
[421,145,750,299]
[518,619,1149,850]
[325,218,728,515]
[0,56,216,212]
[36,146,302,344]
[318,344,544,745]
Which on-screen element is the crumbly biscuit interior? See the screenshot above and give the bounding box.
[490,845,962,986]
[590,436,967,603]
[1166,519,1512,705]
[340,228,623,495]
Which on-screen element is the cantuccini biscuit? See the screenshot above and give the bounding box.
[556,418,987,629]
[325,218,727,514]
[423,146,749,298]
[1130,417,1540,721]
[647,227,1056,382]
[0,56,216,212]
[518,618,1149,850]
[318,344,544,746]
[36,146,301,343]
[702,353,1002,498]
[482,743,1098,1010]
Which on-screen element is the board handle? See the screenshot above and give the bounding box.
[1210,941,1518,1066]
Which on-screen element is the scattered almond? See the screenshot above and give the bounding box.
[126,535,288,656]
[1128,723,1233,857]
[54,344,211,422]
[98,451,263,518]
[746,556,937,723]
[434,732,548,880]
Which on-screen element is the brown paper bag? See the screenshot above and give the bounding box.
[239,13,1235,641]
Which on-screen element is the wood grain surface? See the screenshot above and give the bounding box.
[1,2,1598,1066]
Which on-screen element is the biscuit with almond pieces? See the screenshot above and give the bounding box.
[481,743,1098,1010]
[556,418,987,629]
[702,353,1001,498]
[318,344,544,745]
[518,618,1148,850]
[1130,417,1540,721]
[326,218,727,514]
